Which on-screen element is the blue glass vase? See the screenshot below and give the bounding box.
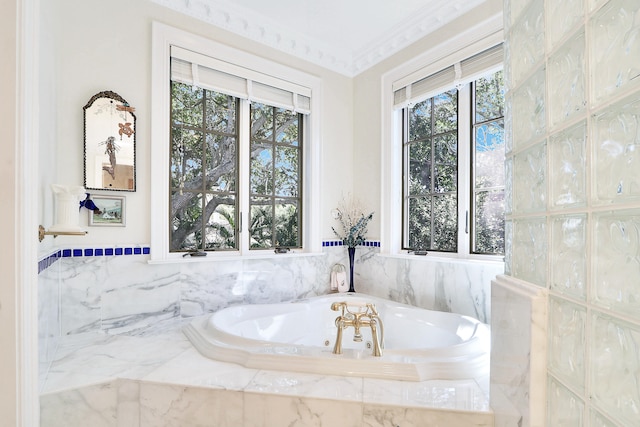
[348,246,356,293]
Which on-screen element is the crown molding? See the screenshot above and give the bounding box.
[152,0,487,77]
[351,0,487,75]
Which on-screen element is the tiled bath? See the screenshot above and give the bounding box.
[38,243,502,426]
[39,320,493,426]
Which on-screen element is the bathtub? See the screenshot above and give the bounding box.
[183,293,490,381]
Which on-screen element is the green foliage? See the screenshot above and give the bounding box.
[169,83,302,252]
[404,70,505,255]
[406,89,459,252]
[249,104,302,249]
[472,70,505,255]
[170,82,240,251]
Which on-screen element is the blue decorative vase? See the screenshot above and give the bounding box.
[348,246,356,293]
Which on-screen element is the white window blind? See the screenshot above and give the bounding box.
[393,44,503,109]
[171,46,312,114]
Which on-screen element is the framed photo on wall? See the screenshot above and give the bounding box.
[89,195,126,226]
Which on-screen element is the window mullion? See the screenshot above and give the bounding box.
[457,84,472,257]
[201,89,210,252]
[238,99,251,254]
[270,108,277,246]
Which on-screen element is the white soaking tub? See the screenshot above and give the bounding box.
[183,292,490,381]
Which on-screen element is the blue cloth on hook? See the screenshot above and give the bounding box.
[79,193,100,212]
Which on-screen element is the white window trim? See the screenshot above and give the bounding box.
[379,14,504,261]
[150,22,323,263]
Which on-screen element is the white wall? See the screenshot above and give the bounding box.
[0,1,19,422]
[44,0,354,246]
[352,0,504,237]
[44,0,504,247]
[3,0,40,424]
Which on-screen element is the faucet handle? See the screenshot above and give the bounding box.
[331,301,346,312]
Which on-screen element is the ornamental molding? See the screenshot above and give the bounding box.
[152,0,487,77]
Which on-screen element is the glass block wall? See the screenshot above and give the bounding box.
[504,0,640,425]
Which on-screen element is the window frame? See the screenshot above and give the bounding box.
[380,25,504,262]
[400,78,504,257]
[469,75,506,255]
[150,22,323,263]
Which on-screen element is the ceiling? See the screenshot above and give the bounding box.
[152,0,487,76]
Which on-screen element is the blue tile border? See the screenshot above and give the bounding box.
[39,241,379,274]
[38,250,61,275]
[321,240,380,248]
[38,245,152,274]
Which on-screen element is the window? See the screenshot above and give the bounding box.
[471,73,505,254]
[170,84,240,251]
[170,83,303,253]
[404,89,459,252]
[402,69,504,255]
[390,42,505,261]
[151,23,321,261]
[249,104,302,249]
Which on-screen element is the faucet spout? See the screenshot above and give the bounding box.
[330,301,384,357]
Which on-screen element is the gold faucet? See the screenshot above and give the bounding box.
[330,301,384,357]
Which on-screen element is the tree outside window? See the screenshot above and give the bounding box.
[169,82,302,252]
[403,70,505,255]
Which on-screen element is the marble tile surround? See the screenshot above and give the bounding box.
[490,275,547,427]
[38,243,502,425]
[39,319,494,427]
[39,243,502,342]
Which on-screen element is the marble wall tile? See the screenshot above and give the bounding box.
[178,259,246,317]
[591,311,640,426]
[178,255,328,317]
[362,403,493,427]
[490,276,548,427]
[143,347,259,390]
[139,382,244,427]
[243,393,362,427]
[59,256,106,335]
[43,333,191,394]
[116,380,140,427]
[363,378,490,412]
[101,256,181,334]
[246,370,363,402]
[42,244,501,391]
[39,257,60,391]
[354,250,502,324]
[40,381,118,427]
